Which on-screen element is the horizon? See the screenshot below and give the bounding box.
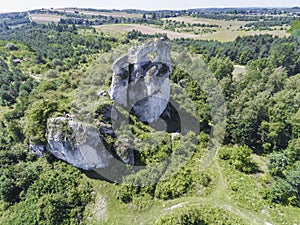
[1,6,300,14]
[0,0,299,13]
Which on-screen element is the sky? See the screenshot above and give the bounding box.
[0,0,300,13]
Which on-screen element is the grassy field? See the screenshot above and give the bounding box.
[96,22,289,41]
[163,16,289,41]
[28,11,290,41]
[30,9,142,24]
[55,8,143,18]
[84,158,300,225]
[29,13,63,23]
[199,29,289,41]
[162,16,250,30]
[96,24,198,39]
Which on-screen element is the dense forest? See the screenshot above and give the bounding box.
[0,7,299,225]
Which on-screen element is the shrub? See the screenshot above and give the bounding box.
[45,69,59,79]
[155,205,247,225]
[219,145,256,173]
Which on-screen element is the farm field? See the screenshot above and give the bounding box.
[200,29,289,41]
[162,16,251,30]
[29,13,63,23]
[163,16,290,41]
[97,22,289,41]
[28,11,291,41]
[55,8,143,18]
[96,24,198,39]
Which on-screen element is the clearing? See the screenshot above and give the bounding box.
[162,16,289,41]
[55,8,142,18]
[87,159,300,225]
[162,16,250,30]
[96,24,198,39]
[29,13,63,23]
[97,23,289,41]
[233,65,247,80]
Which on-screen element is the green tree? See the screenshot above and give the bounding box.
[25,99,59,144]
[45,69,59,79]
[270,165,300,206]
[208,57,233,80]
[268,151,289,177]
[269,43,298,75]
[0,162,40,203]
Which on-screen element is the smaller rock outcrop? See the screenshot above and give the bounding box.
[29,144,45,156]
[114,135,134,165]
[47,117,118,170]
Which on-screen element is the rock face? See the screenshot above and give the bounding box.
[114,135,134,165]
[47,117,114,170]
[109,40,172,123]
[29,144,45,156]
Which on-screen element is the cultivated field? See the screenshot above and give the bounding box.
[29,12,290,41]
[96,24,198,39]
[199,29,289,41]
[163,16,251,30]
[163,16,289,41]
[55,8,142,18]
[29,13,63,23]
[97,23,289,41]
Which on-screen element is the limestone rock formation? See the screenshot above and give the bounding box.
[46,41,172,171]
[47,117,114,170]
[47,117,134,170]
[109,41,172,123]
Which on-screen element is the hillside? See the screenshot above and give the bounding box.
[0,7,300,225]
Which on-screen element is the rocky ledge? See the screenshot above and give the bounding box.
[47,117,134,170]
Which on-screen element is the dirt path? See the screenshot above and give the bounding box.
[166,202,189,211]
[29,73,42,81]
[158,161,266,225]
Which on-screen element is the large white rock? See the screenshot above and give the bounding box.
[109,40,172,123]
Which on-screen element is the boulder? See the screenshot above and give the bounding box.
[47,117,134,170]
